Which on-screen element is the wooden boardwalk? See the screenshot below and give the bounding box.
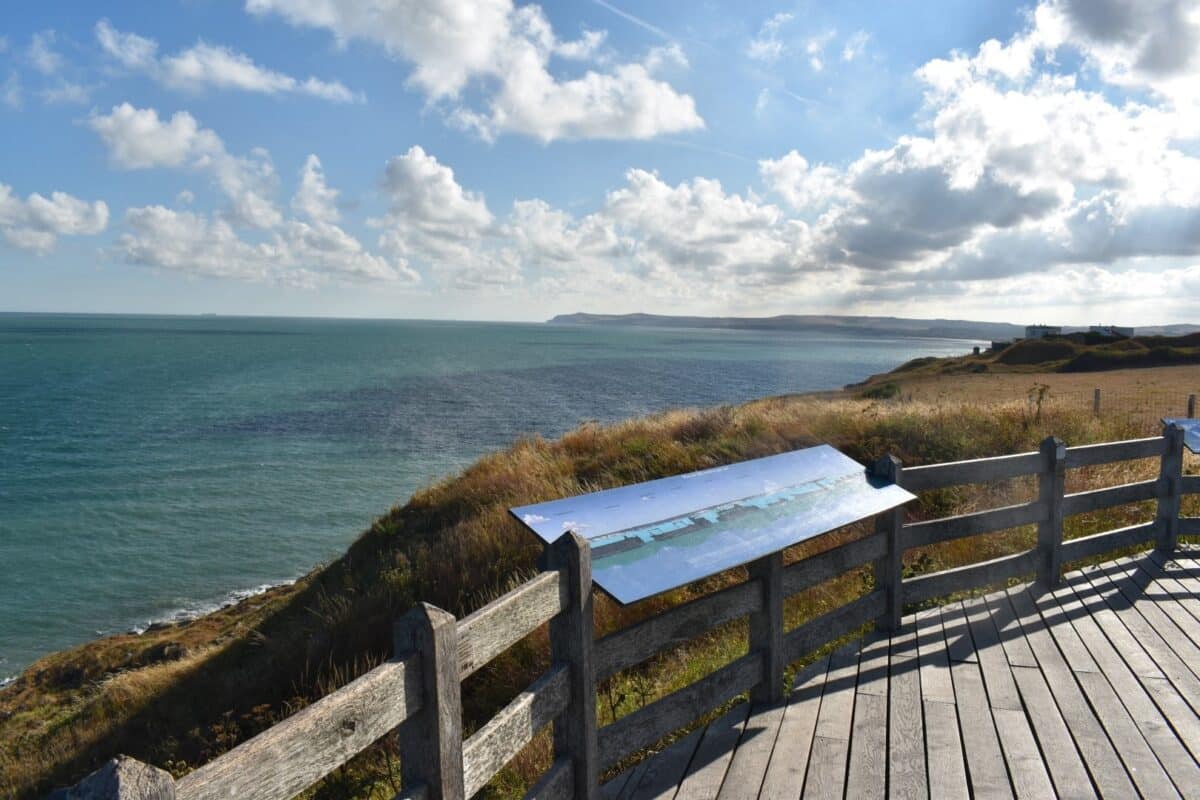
[602,548,1200,800]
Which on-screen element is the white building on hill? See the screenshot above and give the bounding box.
[1024,324,1062,338]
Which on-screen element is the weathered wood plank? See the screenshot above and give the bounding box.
[1049,576,1200,799]
[457,570,565,680]
[914,607,956,704]
[626,727,703,800]
[1180,517,1200,535]
[543,532,600,800]
[802,644,860,800]
[961,597,1022,710]
[1002,586,1137,798]
[923,700,970,800]
[756,656,829,800]
[1158,425,1185,552]
[887,622,926,800]
[1071,561,1200,717]
[1064,436,1166,469]
[1036,436,1066,587]
[1182,475,1200,495]
[597,653,763,770]
[871,455,904,631]
[941,604,1013,800]
[748,553,785,705]
[781,532,886,598]
[1062,479,1161,517]
[715,701,785,800]
[1007,665,1096,799]
[54,756,177,800]
[525,758,573,800]
[783,591,884,665]
[902,550,1037,606]
[395,604,464,800]
[845,693,886,799]
[176,656,421,800]
[990,708,1055,800]
[902,500,1045,550]
[462,665,570,798]
[854,632,890,697]
[982,590,1038,668]
[674,704,751,800]
[900,451,1042,491]
[596,579,761,680]
[1059,522,1158,564]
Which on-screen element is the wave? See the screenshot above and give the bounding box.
[125,580,296,636]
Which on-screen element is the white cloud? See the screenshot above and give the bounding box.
[245,0,703,141]
[0,183,108,253]
[2,73,21,110]
[748,12,792,63]
[27,31,62,75]
[39,82,90,105]
[88,103,282,229]
[292,154,340,224]
[842,30,869,62]
[95,20,362,103]
[805,31,836,72]
[759,150,853,213]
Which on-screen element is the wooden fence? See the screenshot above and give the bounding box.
[57,424,1199,800]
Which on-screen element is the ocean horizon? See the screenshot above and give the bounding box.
[0,312,979,678]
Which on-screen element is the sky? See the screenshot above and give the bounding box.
[1,0,1199,325]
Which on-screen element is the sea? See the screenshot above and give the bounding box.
[0,313,978,679]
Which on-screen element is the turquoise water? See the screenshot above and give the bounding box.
[0,314,976,676]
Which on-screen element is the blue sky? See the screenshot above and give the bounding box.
[2,0,1199,323]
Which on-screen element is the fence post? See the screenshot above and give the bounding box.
[1093,388,1101,415]
[1036,436,1066,588]
[748,551,785,704]
[49,756,175,800]
[541,532,599,800]
[1189,393,1196,418]
[871,455,904,631]
[394,603,464,800]
[1157,424,1185,554]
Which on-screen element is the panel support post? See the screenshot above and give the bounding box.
[1093,388,1101,415]
[1157,424,1185,554]
[541,532,599,800]
[748,551,785,705]
[394,603,464,800]
[1036,436,1066,589]
[1188,393,1196,419]
[871,455,904,632]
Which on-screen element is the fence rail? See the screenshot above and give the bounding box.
[61,423,1200,800]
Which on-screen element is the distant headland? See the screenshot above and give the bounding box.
[548,312,1200,341]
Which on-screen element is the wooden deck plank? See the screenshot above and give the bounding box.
[1073,560,1200,716]
[940,604,1014,800]
[844,693,886,799]
[756,656,829,800]
[620,555,1200,800]
[887,620,927,800]
[715,702,785,800]
[1049,575,1200,799]
[915,606,956,704]
[801,645,859,799]
[627,728,704,800]
[674,704,750,800]
[962,596,1023,711]
[1002,585,1138,799]
[1056,566,1200,777]
[923,699,970,800]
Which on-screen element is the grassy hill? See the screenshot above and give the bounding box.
[1,394,1194,799]
[856,333,1200,394]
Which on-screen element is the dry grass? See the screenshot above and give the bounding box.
[1,391,1195,799]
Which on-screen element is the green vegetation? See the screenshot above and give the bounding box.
[857,332,1200,389]
[1,395,1194,799]
[859,381,901,400]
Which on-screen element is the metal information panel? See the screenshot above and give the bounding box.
[1163,418,1200,453]
[510,444,915,604]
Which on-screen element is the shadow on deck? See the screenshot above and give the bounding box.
[603,547,1200,800]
